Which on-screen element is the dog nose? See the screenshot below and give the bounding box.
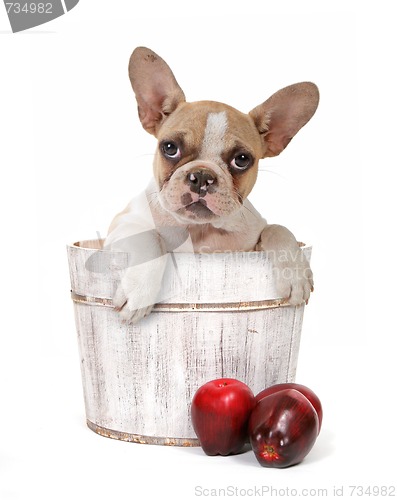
[187,170,216,195]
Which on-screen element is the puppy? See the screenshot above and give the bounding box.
[105,47,319,323]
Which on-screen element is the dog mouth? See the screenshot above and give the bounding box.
[183,199,215,219]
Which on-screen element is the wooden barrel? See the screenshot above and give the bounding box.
[67,239,311,446]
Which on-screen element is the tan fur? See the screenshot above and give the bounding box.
[153,101,263,221]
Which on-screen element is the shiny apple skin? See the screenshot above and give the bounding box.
[249,389,319,468]
[191,378,255,456]
[255,383,323,433]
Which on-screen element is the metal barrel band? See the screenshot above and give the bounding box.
[70,291,295,312]
[86,420,199,446]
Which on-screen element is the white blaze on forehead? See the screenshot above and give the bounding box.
[200,111,228,161]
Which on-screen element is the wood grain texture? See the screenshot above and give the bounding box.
[67,240,311,444]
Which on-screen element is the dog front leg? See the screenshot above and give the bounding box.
[105,227,169,323]
[113,253,169,323]
[256,224,313,305]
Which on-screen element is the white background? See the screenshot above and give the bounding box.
[1,1,396,499]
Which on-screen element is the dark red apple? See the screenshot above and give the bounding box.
[255,383,323,433]
[191,378,255,456]
[249,388,319,468]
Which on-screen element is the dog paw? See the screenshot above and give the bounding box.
[112,280,158,323]
[114,296,154,323]
[112,259,166,324]
[273,257,314,306]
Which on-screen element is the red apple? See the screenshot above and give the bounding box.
[191,378,255,456]
[255,383,323,433]
[249,388,319,468]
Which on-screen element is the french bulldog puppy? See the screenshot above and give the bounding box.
[105,47,319,323]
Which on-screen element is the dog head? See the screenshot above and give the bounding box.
[128,47,319,225]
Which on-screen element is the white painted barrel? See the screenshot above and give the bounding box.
[67,239,311,446]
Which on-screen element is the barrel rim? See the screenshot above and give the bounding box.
[67,238,311,256]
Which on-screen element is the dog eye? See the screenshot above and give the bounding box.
[230,153,252,170]
[161,141,181,160]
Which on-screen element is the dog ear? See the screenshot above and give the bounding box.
[128,47,186,136]
[249,82,319,158]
